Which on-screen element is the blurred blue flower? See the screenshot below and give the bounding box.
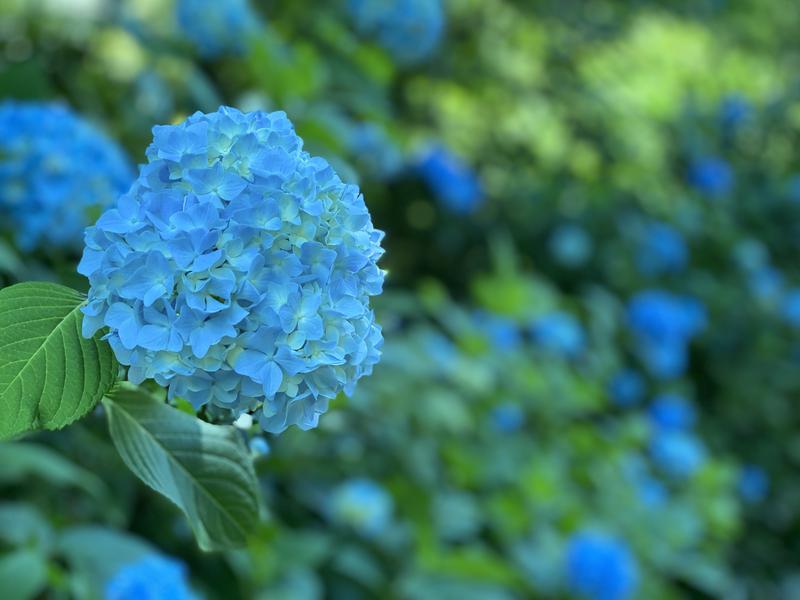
[749,265,784,303]
[786,174,800,203]
[781,289,800,327]
[417,146,483,213]
[565,531,638,600]
[549,223,592,268]
[622,455,668,508]
[106,555,197,600]
[530,312,585,358]
[636,222,688,276]
[176,0,260,58]
[0,101,133,251]
[81,107,385,434]
[473,311,522,351]
[330,478,393,536]
[650,431,706,479]
[687,156,733,197]
[627,291,706,379]
[738,465,769,503]
[249,436,270,457]
[491,403,525,433]
[134,72,175,122]
[347,122,403,180]
[608,369,646,407]
[719,94,750,130]
[348,0,444,64]
[648,394,696,431]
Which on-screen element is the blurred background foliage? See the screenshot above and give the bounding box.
[1,0,799,598]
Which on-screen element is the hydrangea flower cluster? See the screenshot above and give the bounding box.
[176,0,260,58]
[608,369,646,407]
[0,101,133,251]
[636,221,688,276]
[738,465,769,503]
[329,478,393,536]
[627,290,706,379]
[687,156,733,197]
[566,531,638,600]
[647,395,706,479]
[80,107,385,433]
[106,555,197,600]
[647,393,695,431]
[347,0,445,65]
[549,223,592,268]
[530,311,585,358]
[347,122,403,180]
[417,146,483,213]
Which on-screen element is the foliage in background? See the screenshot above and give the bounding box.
[0,0,799,598]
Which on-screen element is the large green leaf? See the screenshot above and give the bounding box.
[0,282,117,439]
[104,388,261,551]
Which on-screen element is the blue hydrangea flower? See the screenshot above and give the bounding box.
[347,122,403,180]
[548,223,592,268]
[786,174,800,203]
[719,94,750,130]
[348,0,444,65]
[106,555,197,600]
[650,431,706,479]
[687,156,733,197]
[627,291,706,379]
[330,478,393,536]
[647,394,696,431]
[749,265,784,303]
[249,435,270,457]
[565,531,638,600]
[530,311,585,358]
[0,101,133,251]
[608,369,646,407]
[80,107,385,434]
[490,403,525,433]
[635,222,688,276]
[417,146,483,213]
[176,0,260,58]
[473,311,521,351]
[738,465,769,503]
[781,289,800,327]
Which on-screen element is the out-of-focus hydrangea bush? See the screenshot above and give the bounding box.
[0,102,133,251]
[0,0,798,597]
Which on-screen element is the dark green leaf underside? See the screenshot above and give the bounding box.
[104,388,260,551]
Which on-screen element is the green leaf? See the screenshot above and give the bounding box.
[0,442,110,504]
[59,526,155,598]
[0,549,49,600]
[103,387,261,551]
[0,503,52,550]
[0,282,118,439]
